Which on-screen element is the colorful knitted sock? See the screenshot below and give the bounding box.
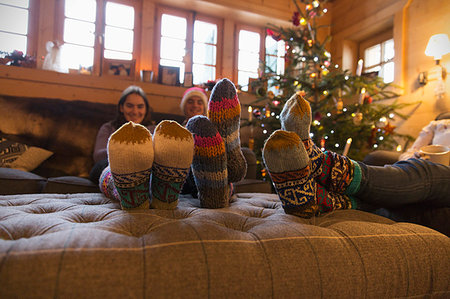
[99,165,120,201]
[106,122,154,209]
[186,115,230,208]
[262,130,318,218]
[316,183,356,213]
[317,150,362,196]
[151,120,194,210]
[280,93,324,178]
[208,78,247,183]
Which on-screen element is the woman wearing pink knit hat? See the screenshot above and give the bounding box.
[180,87,208,125]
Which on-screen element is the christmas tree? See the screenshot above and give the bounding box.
[243,0,414,179]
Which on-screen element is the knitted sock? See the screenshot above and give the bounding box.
[99,165,120,201]
[186,115,230,208]
[262,130,318,218]
[106,122,154,209]
[316,183,356,213]
[150,120,194,210]
[208,78,247,183]
[317,151,362,196]
[280,92,324,178]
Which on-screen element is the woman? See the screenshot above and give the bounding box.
[180,87,208,125]
[89,85,155,182]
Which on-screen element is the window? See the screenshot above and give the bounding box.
[363,38,394,83]
[265,35,285,94]
[237,29,261,91]
[0,0,30,54]
[59,0,137,74]
[193,20,217,85]
[157,8,221,85]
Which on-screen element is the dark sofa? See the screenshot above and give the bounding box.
[0,95,271,194]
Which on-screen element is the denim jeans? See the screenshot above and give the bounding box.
[354,158,450,209]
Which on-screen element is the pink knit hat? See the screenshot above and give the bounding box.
[180,87,208,113]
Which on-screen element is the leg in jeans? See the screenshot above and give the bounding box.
[354,159,450,209]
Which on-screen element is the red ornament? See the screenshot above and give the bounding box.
[291,11,300,26]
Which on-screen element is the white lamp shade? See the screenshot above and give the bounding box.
[425,34,450,60]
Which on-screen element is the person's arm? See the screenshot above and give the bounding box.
[93,123,113,163]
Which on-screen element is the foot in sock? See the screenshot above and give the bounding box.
[280,93,362,196]
[102,121,154,209]
[208,78,247,183]
[186,115,230,208]
[280,92,324,178]
[151,120,194,210]
[262,130,318,218]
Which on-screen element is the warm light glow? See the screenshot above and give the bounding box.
[425,34,450,60]
[396,145,402,152]
[360,87,366,94]
[300,18,307,26]
[248,106,252,113]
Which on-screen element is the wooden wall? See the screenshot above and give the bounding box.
[329,0,450,141]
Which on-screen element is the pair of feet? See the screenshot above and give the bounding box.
[100,78,247,210]
[262,93,359,218]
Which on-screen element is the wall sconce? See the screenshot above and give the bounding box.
[419,33,450,85]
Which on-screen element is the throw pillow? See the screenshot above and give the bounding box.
[0,138,53,172]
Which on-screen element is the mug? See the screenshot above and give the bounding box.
[419,145,450,165]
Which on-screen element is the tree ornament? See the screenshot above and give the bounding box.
[252,108,261,119]
[314,111,322,121]
[352,112,363,125]
[376,117,388,128]
[336,98,343,114]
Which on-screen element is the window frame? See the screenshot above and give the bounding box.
[234,24,265,88]
[55,0,141,77]
[0,0,39,57]
[153,5,223,84]
[359,29,393,81]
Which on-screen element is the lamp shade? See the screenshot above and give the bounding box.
[425,34,450,60]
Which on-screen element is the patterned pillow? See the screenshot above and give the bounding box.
[0,138,53,172]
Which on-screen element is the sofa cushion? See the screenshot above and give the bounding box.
[42,176,100,193]
[0,137,53,171]
[0,167,46,194]
[0,193,448,298]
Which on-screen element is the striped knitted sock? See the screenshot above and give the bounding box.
[262,130,318,218]
[280,93,324,178]
[105,122,154,209]
[186,115,230,208]
[208,78,247,183]
[151,120,194,210]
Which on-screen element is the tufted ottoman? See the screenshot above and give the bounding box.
[1,193,449,298]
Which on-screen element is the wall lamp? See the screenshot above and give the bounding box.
[419,33,450,86]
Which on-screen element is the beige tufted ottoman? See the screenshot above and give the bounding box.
[1,193,449,298]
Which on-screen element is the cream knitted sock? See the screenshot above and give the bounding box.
[262,130,318,218]
[280,93,324,178]
[150,120,194,210]
[107,122,154,209]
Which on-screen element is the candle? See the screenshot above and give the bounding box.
[343,138,352,156]
[358,87,366,105]
[248,106,253,122]
[356,59,363,76]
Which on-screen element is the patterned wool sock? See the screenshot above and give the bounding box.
[316,183,356,213]
[151,120,194,210]
[99,165,120,201]
[317,150,362,196]
[280,92,324,178]
[208,78,247,183]
[106,122,154,209]
[186,115,230,208]
[262,130,318,218]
